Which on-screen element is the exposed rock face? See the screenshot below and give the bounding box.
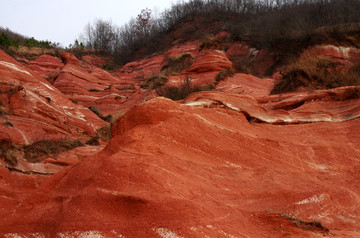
[25,52,151,117]
[185,49,233,85]
[121,41,199,76]
[52,53,142,116]
[0,50,105,145]
[226,42,275,76]
[215,73,274,97]
[187,49,232,73]
[81,55,105,67]
[0,41,360,237]
[185,90,360,123]
[0,49,107,175]
[27,54,64,80]
[0,93,359,237]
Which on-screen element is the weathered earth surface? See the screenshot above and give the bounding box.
[27,54,64,80]
[185,49,233,85]
[0,42,359,237]
[0,49,108,176]
[20,41,268,118]
[215,73,274,97]
[24,52,146,117]
[0,50,106,145]
[51,52,141,116]
[1,89,360,237]
[226,42,275,76]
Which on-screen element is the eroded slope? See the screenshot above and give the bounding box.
[1,93,359,237]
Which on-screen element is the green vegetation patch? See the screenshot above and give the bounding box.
[0,32,20,48]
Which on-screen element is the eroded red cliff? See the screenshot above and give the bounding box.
[0,41,359,237]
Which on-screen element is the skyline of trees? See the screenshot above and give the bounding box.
[78,0,360,65]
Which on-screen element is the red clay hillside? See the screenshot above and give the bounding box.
[0,0,360,237]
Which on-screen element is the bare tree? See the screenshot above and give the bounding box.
[80,19,116,52]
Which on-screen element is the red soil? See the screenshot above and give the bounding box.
[0,41,359,237]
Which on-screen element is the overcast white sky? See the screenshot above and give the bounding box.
[0,0,178,47]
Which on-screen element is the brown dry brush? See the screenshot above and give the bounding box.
[157,76,213,101]
[1,138,85,166]
[140,73,168,90]
[199,35,224,51]
[215,68,235,83]
[97,125,112,142]
[85,124,112,145]
[281,213,329,233]
[161,53,194,75]
[0,138,18,166]
[23,139,84,163]
[271,55,360,94]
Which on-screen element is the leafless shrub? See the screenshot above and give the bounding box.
[97,125,111,142]
[77,0,360,66]
[161,53,194,75]
[215,68,235,83]
[231,56,254,74]
[140,73,168,90]
[199,35,223,51]
[157,76,213,100]
[88,106,112,122]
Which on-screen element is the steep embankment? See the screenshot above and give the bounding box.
[0,39,359,237]
[1,90,359,237]
[0,50,106,145]
[0,50,110,175]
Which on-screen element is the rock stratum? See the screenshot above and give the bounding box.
[0,41,359,237]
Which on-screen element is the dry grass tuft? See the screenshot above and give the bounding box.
[271,55,360,94]
[199,35,223,51]
[280,213,329,232]
[215,68,235,83]
[0,139,18,166]
[97,125,112,142]
[157,77,213,101]
[140,73,168,90]
[161,53,194,75]
[24,139,84,163]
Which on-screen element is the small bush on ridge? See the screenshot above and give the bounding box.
[199,35,223,51]
[140,73,168,90]
[215,68,235,83]
[157,77,213,101]
[161,53,194,75]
